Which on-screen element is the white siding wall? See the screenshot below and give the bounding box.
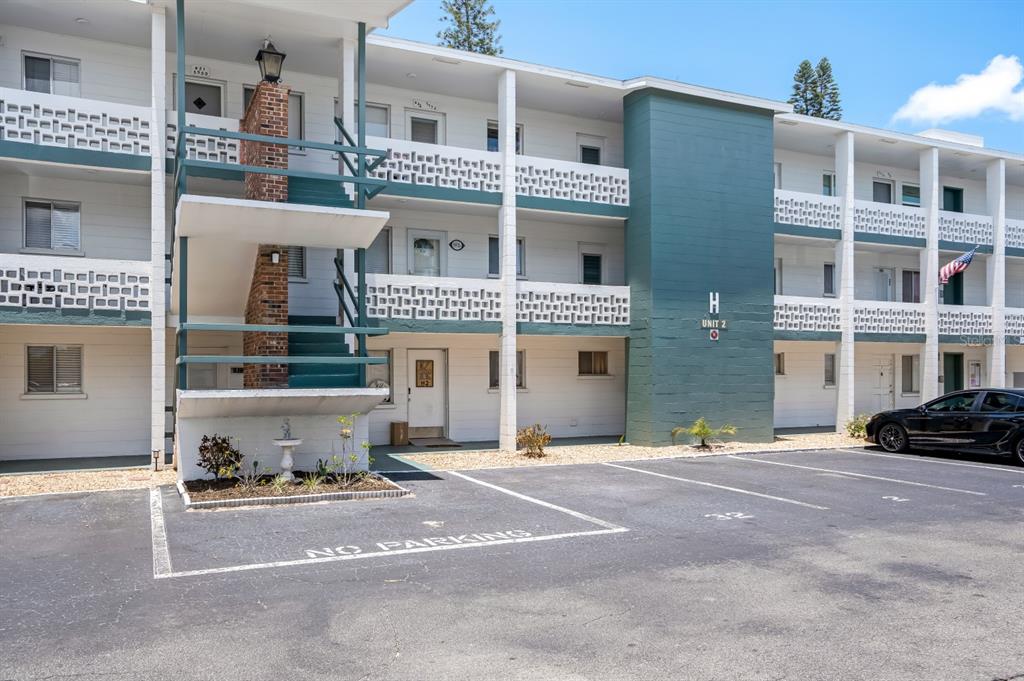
[853,248,924,301]
[0,326,150,460]
[1007,187,1024,221]
[853,342,928,416]
[773,341,838,428]
[0,174,151,260]
[365,333,625,445]
[1005,346,1024,386]
[289,247,339,318]
[774,239,836,297]
[1007,261,1024,308]
[0,25,150,106]
[774,150,833,195]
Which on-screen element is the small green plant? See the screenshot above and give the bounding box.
[235,456,269,494]
[671,418,738,449]
[268,474,291,494]
[617,434,626,446]
[516,424,552,458]
[846,414,871,439]
[197,434,243,480]
[301,473,325,492]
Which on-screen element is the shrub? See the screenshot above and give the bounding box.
[197,434,243,480]
[517,424,552,458]
[235,456,269,494]
[846,414,871,439]
[671,418,738,448]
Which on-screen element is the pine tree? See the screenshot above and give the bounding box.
[437,0,503,56]
[814,57,842,121]
[787,59,818,116]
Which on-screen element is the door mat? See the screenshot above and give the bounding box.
[409,437,462,448]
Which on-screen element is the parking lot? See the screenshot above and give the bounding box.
[3,447,1024,680]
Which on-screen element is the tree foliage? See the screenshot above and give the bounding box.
[437,0,503,56]
[788,57,842,120]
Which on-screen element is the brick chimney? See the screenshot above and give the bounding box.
[241,81,290,389]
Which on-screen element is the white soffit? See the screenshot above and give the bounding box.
[176,389,389,419]
[175,195,389,249]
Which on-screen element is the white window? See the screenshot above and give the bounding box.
[823,262,836,297]
[489,350,525,388]
[773,162,782,190]
[577,133,605,165]
[774,257,783,295]
[578,351,609,376]
[486,120,524,153]
[24,53,80,97]
[489,236,525,277]
[26,345,83,394]
[872,179,894,204]
[24,199,80,252]
[367,349,392,403]
[822,172,836,197]
[901,354,920,394]
[355,102,390,138]
[287,246,306,281]
[406,110,445,144]
[774,353,785,376]
[824,353,836,386]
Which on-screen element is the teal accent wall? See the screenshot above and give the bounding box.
[0,140,149,172]
[624,89,776,445]
[374,318,628,337]
[774,224,840,240]
[0,307,151,326]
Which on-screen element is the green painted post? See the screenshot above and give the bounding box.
[357,21,366,210]
[175,0,186,187]
[177,236,188,390]
[356,247,367,387]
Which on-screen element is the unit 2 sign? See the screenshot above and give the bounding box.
[701,292,726,341]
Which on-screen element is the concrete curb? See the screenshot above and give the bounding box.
[175,475,412,510]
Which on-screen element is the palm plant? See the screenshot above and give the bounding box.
[671,418,738,449]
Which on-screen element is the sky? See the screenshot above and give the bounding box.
[380,0,1024,154]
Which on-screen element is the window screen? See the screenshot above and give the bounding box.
[287,246,306,279]
[410,117,438,144]
[824,354,836,386]
[24,55,80,96]
[901,354,920,393]
[489,236,525,276]
[580,145,601,165]
[366,229,390,274]
[26,346,83,394]
[578,351,609,376]
[24,200,80,251]
[823,263,836,296]
[581,253,602,285]
[489,350,524,388]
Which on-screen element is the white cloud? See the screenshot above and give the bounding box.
[893,54,1024,124]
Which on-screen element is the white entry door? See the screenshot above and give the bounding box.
[407,349,446,433]
[408,229,445,277]
[874,268,895,301]
[871,357,895,412]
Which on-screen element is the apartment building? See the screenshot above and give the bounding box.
[0,0,1021,469]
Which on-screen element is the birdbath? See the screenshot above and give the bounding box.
[273,418,301,482]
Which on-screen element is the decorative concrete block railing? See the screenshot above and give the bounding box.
[365,274,630,326]
[0,254,151,313]
[366,136,503,193]
[1006,218,1024,250]
[938,304,992,336]
[773,190,842,230]
[853,300,926,335]
[166,112,241,164]
[0,87,152,156]
[938,210,993,245]
[1005,309,1024,338]
[773,295,840,333]
[853,200,926,239]
[516,155,629,206]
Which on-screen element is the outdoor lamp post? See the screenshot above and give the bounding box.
[255,38,285,83]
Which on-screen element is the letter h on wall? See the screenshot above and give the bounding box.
[709,292,720,315]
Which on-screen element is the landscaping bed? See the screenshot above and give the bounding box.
[183,471,400,503]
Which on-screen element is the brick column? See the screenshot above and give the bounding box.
[241,81,290,388]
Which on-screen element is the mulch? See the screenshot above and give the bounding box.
[184,472,398,502]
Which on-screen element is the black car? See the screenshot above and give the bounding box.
[865,389,1024,463]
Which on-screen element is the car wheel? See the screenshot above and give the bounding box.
[1015,437,1024,466]
[878,423,909,453]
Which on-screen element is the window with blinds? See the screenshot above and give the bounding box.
[489,350,525,388]
[578,351,609,376]
[26,345,83,394]
[366,228,391,274]
[287,246,306,280]
[581,253,603,285]
[24,54,81,97]
[24,200,81,251]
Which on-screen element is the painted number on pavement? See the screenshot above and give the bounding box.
[704,512,754,520]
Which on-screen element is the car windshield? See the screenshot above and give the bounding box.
[926,392,979,412]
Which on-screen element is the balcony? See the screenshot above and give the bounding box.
[774,296,927,336]
[938,210,993,246]
[773,190,842,231]
[366,136,630,212]
[1007,219,1024,250]
[365,274,630,329]
[0,253,151,324]
[853,300,925,335]
[0,87,152,167]
[853,200,925,240]
[773,295,840,333]
[166,112,240,165]
[938,304,992,337]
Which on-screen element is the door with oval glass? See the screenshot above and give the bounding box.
[408,229,446,277]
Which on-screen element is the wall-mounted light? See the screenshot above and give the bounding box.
[255,38,286,83]
[270,251,281,264]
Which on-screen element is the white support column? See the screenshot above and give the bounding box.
[497,69,518,452]
[988,158,1007,386]
[834,131,856,429]
[149,6,167,469]
[920,147,941,400]
[337,38,357,333]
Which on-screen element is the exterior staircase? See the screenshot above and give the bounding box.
[286,315,360,388]
[286,176,353,208]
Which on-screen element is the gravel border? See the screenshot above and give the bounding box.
[176,475,412,510]
[0,468,177,498]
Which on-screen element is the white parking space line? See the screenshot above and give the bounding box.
[149,488,172,578]
[838,448,1024,474]
[150,475,628,580]
[447,470,626,530]
[602,462,830,511]
[727,456,988,496]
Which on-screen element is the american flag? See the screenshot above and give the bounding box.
[939,246,977,284]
